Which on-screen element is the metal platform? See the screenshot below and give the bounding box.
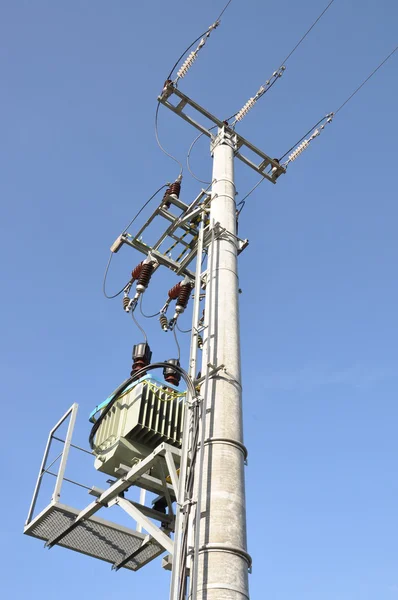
[25,502,164,571]
[24,404,181,573]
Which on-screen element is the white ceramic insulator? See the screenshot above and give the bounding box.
[177,51,197,79]
[235,97,256,122]
[288,139,310,162]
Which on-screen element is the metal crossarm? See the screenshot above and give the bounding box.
[158,82,286,183]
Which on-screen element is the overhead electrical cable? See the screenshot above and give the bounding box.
[238,40,398,209]
[157,0,233,176]
[280,0,336,65]
[279,115,331,162]
[166,0,234,81]
[335,43,398,114]
[280,42,398,168]
[155,103,184,177]
[139,295,160,319]
[231,0,336,126]
[177,323,192,334]
[173,326,181,361]
[188,1,336,183]
[131,310,148,343]
[102,184,167,299]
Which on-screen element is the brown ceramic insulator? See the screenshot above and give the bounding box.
[163,358,181,387]
[168,282,182,300]
[168,180,181,198]
[130,358,148,376]
[176,284,192,309]
[122,296,130,311]
[162,180,181,209]
[164,372,180,386]
[137,262,154,288]
[159,314,169,331]
[131,261,143,280]
[130,343,152,377]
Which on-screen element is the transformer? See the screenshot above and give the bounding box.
[90,374,185,477]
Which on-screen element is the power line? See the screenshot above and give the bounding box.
[279,115,330,162]
[155,103,184,176]
[173,326,181,361]
[158,1,234,174]
[216,0,233,21]
[231,0,336,126]
[139,294,160,319]
[166,0,233,81]
[335,43,398,114]
[132,309,148,343]
[102,253,131,300]
[279,42,398,167]
[281,0,336,65]
[177,323,192,334]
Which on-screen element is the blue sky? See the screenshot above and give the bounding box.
[1,1,397,598]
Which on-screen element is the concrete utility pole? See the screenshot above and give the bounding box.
[192,127,250,600]
[156,82,283,600]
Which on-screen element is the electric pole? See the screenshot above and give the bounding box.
[192,127,250,599]
[157,81,284,600]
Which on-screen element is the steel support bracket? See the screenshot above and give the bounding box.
[210,126,238,154]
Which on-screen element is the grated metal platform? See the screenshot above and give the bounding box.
[24,502,164,571]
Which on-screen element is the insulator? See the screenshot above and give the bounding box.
[162,180,181,209]
[122,296,131,312]
[235,97,257,122]
[288,139,310,163]
[176,283,192,312]
[168,282,182,300]
[163,358,181,387]
[169,180,181,198]
[177,51,197,79]
[131,342,152,377]
[137,262,154,290]
[131,261,143,281]
[197,334,203,349]
[159,314,169,331]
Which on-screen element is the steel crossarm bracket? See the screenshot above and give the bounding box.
[152,189,211,250]
[122,237,195,278]
[194,363,226,386]
[137,473,177,498]
[46,443,173,549]
[114,497,174,555]
[157,462,175,516]
[158,83,285,183]
[164,449,180,493]
[88,486,174,524]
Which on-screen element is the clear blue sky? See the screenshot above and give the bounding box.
[2,1,397,598]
